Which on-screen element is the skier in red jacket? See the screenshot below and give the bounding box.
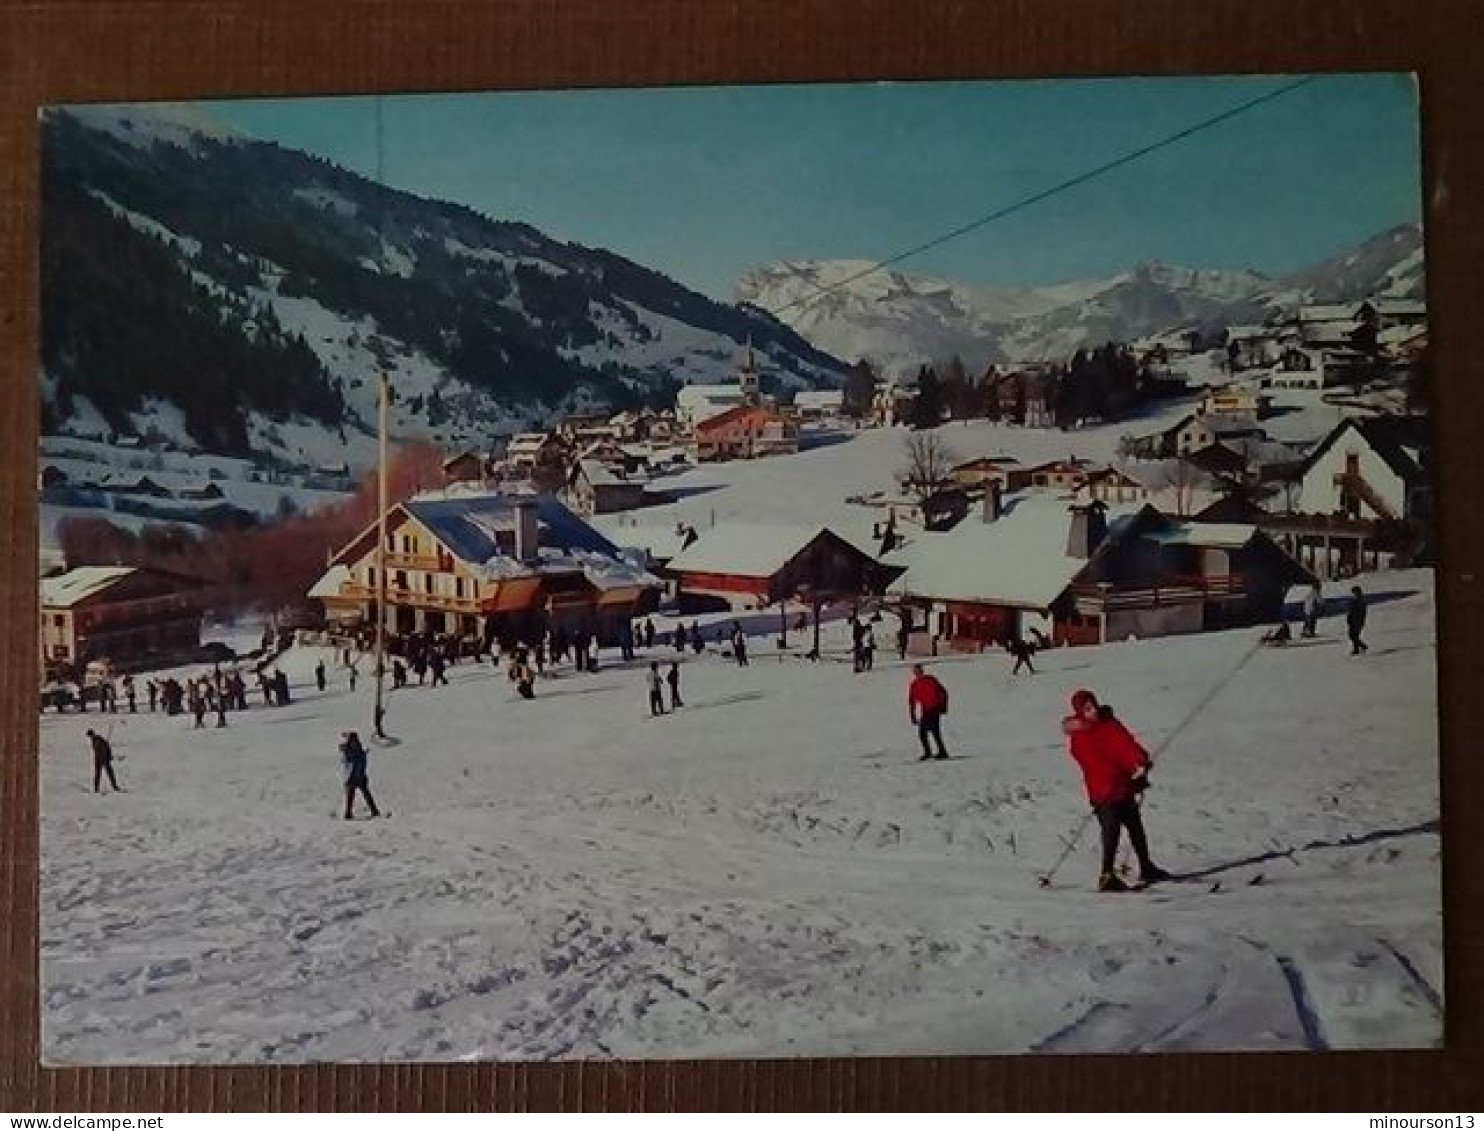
[1062,689,1171,891]
[908,664,950,761]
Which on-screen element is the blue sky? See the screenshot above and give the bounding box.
[207,74,1421,301]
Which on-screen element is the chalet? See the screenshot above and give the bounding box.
[794,389,846,419]
[1259,346,1327,390]
[1374,298,1426,328]
[677,346,763,428]
[1172,414,1264,457]
[308,493,662,647]
[1017,458,1093,493]
[442,451,487,487]
[987,370,1053,428]
[1199,386,1271,418]
[564,459,648,516]
[1184,442,1250,480]
[949,456,1020,492]
[505,432,566,471]
[558,413,614,443]
[692,404,799,462]
[1294,303,1363,349]
[1077,467,1149,506]
[1224,324,1281,370]
[668,523,886,613]
[887,496,1312,653]
[1258,416,1431,577]
[40,565,206,671]
[1294,416,1430,522]
[871,378,917,426]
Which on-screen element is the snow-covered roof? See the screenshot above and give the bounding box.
[1374,299,1426,318]
[1226,324,1275,340]
[795,390,845,410]
[576,459,626,488]
[40,566,136,608]
[1299,303,1360,323]
[1143,522,1258,550]
[599,522,697,563]
[887,498,1144,611]
[669,522,827,578]
[402,493,620,567]
[307,564,351,599]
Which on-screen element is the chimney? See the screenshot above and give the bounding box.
[514,499,540,564]
[981,480,1003,523]
[1066,501,1108,559]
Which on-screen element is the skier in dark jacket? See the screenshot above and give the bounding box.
[690,622,704,655]
[340,731,380,819]
[86,728,121,793]
[647,662,666,716]
[1007,635,1036,674]
[674,624,688,654]
[907,664,949,760]
[666,660,683,709]
[1062,689,1170,891]
[731,623,749,667]
[315,661,327,692]
[643,618,656,649]
[1346,586,1369,654]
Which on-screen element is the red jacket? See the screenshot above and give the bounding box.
[909,674,948,715]
[1062,714,1150,804]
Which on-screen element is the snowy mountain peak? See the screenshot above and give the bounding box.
[47,103,244,151]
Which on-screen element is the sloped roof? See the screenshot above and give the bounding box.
[669,523,834,579]
[1300,416,1430,485]
[404,493,620,566]
[887,497,1147,610]
[40,566,136,608]
[599,522,697,563]
[307,564,351,599]
[1143,522,1259,550]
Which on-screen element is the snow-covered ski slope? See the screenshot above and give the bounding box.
[40,572,1440,1063]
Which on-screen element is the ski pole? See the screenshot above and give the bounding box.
[1037,810,1097,887]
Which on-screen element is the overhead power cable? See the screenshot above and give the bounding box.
[764,75,1322,322]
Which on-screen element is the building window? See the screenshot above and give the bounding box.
[455,577,465,599]
[367,567,376,587]
[424,573,434,594]
[53,614,65,627]
[395,570,408,591]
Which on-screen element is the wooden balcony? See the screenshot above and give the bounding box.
[1069,574,1244,612]
[383,551,448,571]
[338,582,482,614]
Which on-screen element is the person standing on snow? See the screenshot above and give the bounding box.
[339,731,380,819]
[122,674,137,713]
[1346,586,1369,655]
[907,663,950,761]
[647,661,667,716]
[86,728,121,793]
[1302,582,1323,638]
[666,660,683,710]
[1061,689,1170,892]
[1007,634,1036,675]
[315,660,327,692]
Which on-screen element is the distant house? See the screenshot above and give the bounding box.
[1184,442,1250,480]
[1200,386,1271,418]
[1224,324,1281,369]
[442,450,486,487]
[40,565,206,670]
[308,492,661,646]
[1259,346,1327,390]
[887,496,1312,652]
[1294,303,1364,349]
[1077,467,1149,506]
[505,432,566,471]
[564,459,648,516]
[871,378,917,426]
[178,482,226,501]
[668,523,886,613]
[38,465,68,490]
[1016,458,1093,493]
[949,456,1020,492]
[692,404,799,461]
[794,389,846,419]
[1172,414,1264,458]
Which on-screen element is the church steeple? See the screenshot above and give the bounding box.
[739,336,759,403]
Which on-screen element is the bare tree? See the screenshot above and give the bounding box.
[897,431,956,504]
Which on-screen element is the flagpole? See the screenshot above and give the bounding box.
[374,372,389,738]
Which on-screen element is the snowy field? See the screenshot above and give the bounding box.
[40,572,1441,1063]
